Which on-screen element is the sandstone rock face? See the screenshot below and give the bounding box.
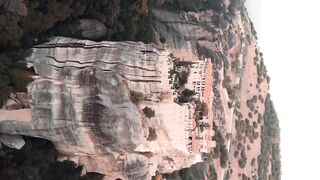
[0,37,200,179]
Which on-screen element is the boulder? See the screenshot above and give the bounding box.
[79,19,107,40]
[0,134,25,149]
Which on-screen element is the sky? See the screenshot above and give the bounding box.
[246,0,320,179]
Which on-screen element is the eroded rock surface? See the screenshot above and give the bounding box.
[0,37,201,179]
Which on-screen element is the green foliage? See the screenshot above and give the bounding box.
[160,36,166,43]
[147,127,157,141]
[258,94,281,180]
[238,149,247,168]
[130,90,144,105]
[0,0,153,49]
[163,0,224,12]
[177,71,189,85]
[143,106,155,118]
[0,13,23,46]
[228,0,241,14]
[0,0,156,104]
[212,127,229,168]
[8,69,33,92]
[45,160,82,180]
[162,157,217,180]
[0,136,103,180]
[178,89,195,103]
[174,60,194,67]
[219,144,228,168]
[231,59,241,74]
[195,101,208,116]
[251,158,256,166]
[246,95,257,112]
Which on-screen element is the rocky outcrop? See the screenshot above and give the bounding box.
[0,134,25,149]
[79,19,107,40]
[0,37,200,179]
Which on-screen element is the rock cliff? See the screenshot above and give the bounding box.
[0,37,201,179]
[0,1,281,180]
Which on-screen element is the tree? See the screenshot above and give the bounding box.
[160,36,166,43]
[177,71,189,85]
[8,69,33,92]
[143,106,155,118]
[178,89,195,103]
[198,122,210,132]
[219,144,228,168]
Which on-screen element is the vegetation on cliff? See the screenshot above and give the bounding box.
[258,94,281,180]
[0,0,154,106]
[0,136,103,180]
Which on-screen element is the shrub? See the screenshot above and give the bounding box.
[147,128,157,141]
[253,122,258,129]
[219,144,228,168]
[8,69,33,92]
[251,158,256,166]
[234,150,239,158]
[258,94,281,180]
[130,90,144,105]
[178,89,195,103]
[0,136,102,180]
[143,106,155,118]
[238,150,247,168]
[238,158,246,168]
[246,96,257,112]
[159,36,166,43]
[195,101,208,116]
[177,71,189,85]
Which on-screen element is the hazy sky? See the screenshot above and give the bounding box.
[246,0,320,179]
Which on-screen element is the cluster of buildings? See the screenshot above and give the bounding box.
[169,57,216,154]
[185,58,215,154]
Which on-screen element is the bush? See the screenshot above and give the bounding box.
[177,71,189,85]
[251,158,256,166]
[219,144,228,168]
[178,89,195,103]
[143,106,155,118]
[258,94,281,180]
[8,69,33,92]
[147,128,157,141]
[253,122,258,129]
[234,150,239,158]
[159,36,166,43]
[0,136,103,180]
[130,90,144,105]
[238,150,247,168]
